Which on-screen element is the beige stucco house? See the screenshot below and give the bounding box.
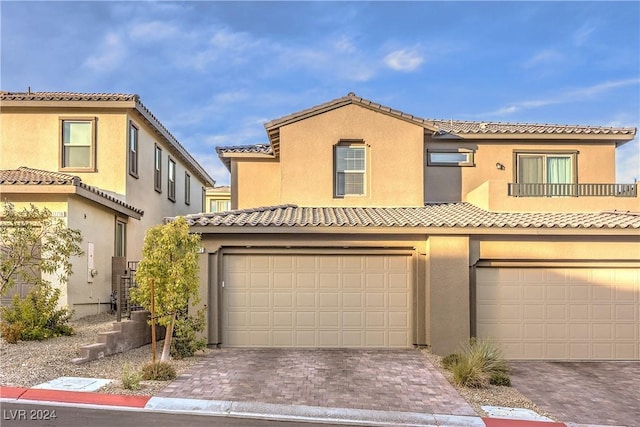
[205,185,231,213]
[184,93,639,361]
[0,91,215,317]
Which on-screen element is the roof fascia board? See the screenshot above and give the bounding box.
[188,226,640,237]
[0,184,76,194]
[0,184,142,219]
[75,186,142,220]
[432,133,636,142]
[0,100,136,109]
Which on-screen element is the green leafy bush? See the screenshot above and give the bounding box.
[141,361,176,381]
[0,284,74,342]
[447,338,511,388]
[170,310,206,359]
[121,363,142,390]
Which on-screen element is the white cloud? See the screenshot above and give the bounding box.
[129,21,178,41]
[384,48,424,72]
[83,32,125,71]
[523,49,565,68]
[573,23,597,47]
[485,78,640,116]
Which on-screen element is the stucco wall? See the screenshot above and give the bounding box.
[277,104,425,207]
[425,138,618,203]
[233,159,281,209]
[1,108,128,194]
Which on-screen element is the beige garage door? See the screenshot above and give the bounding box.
[476,267,639,360]
[222,254,412,347]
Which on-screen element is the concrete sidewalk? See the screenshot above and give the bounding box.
[0,385,580,427]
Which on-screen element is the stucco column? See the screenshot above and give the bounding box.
[427,235,470,355]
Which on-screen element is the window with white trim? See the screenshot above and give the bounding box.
[60,118,96,170]
[154,145,162,193]
[115,219,126,257]
[168,158,176,202]
[128,122,138,178]
[335,143,366,197]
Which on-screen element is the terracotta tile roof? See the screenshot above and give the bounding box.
[0,91,138,102]
[263,92,637,138]
[0,167,144,217]
[216,144,273,170]
[1,91,215,186]
[181,203,640,230]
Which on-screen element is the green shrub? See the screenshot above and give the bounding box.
[441,353,460,370]
[490,371,511,387]
[451,354,486,388]
[141,361,176,381]
[121,363,142,390]
[0,284,74,342]
[170,310,206,359]
[449,338,511,388]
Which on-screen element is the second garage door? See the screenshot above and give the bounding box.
[222,254,413,348]
[476,267,639,360]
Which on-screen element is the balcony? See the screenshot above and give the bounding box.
[466,180,640,212]
[508,183,637,198]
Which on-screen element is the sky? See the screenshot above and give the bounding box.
[2,1,639,186]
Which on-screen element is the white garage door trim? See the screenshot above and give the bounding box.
[476,266,640,360]
[221,253,413,348]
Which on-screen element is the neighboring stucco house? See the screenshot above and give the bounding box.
[183,92,639,361]
[205,185,231,213]
[0,91,215,317]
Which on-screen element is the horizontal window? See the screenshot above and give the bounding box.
[427,149,474,166]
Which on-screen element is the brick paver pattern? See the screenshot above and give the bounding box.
[159,348,476,416]
[510,361,640,427]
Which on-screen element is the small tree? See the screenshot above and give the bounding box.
[131,217,201,362]
[0,202,82,343]
[0,202,83,297]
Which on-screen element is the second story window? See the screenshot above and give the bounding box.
[129,122,138,178]
[154,145,162,193]
[168,158,176,202]
[427,149,475,166]
[185,172,191,205]
[60,118,96,171]
[335,142,366,197]
[516,152,575,185]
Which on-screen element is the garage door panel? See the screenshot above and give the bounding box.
[222,254,412,348]
[477,267,640,360]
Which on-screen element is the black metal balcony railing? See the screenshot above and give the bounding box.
[508,183,638,198]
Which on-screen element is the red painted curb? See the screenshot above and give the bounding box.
[0,386,29,399]
[19,389,151,408]
[483,418,565,427]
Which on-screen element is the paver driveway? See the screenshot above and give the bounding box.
[510,361,640,427]
[159,349,476,416]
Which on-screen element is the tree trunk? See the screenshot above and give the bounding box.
[160,312,176,362]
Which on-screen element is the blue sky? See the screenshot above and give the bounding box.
[2,1,638,186]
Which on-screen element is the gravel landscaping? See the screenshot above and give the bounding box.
[1,313,550,418]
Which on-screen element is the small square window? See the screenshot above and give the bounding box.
[427,149,474,166]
